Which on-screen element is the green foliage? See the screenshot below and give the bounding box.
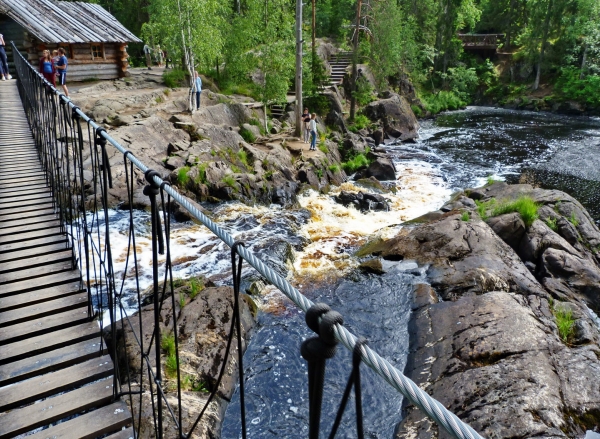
[552,305,575,343]
[195,163,208,184]
[491,196,539,227]
[163,69,187,88]
[179,293,186,309]
[222,175,236,188]
[318,143,328,154]
[155,95,164,103]
[237,150,250,168]
[411,105,423,117]
[328,165,340,173]
[162,334,178,378]
[475,198,497,220]
[342,154,370,174]
[486,176,501,185]
[188,276,204,299]
[348,114,371,133]
[177,167,190,187]
[439,66,478,102]
[461,211,470,222]
[546,217,558,231]
[239,127,256,144]
[569,212,580,227]
[555,67,600,107]
[181,375,209,392]
[315,168,323,179]
[421,91,466,115]
[353,76,376,106]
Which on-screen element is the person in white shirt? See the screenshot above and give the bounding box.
[143,44,152,70]
[194,71,202,110]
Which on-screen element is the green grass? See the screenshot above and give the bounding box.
[195,163,207,184]
[461,211,470,222]
[155,95,164,104]
[316,168,323,179]
[177,167,191,187]
[162,69,187,88]
[222,175,236,188]
[342,154,369,174]
[486,176,501,186]
[189,277,204,299]
[475,198,497,220]
[546,217,558,232]
[161,334,178,378]
[163,89,171,97]
[553,306,576,343]
[328,165,340,173]
[491,196,539,227]
[238,150,250,168]
[569,212,579,227]
[318,142,328,154]
[239,126,256,144]
[179,293,186,308]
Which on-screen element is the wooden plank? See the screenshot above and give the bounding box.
[0,170,44,179]
[0,307,90,345]
[0,200,53,213]
[0,214,58,230]
[0,338,105,387]
[0,355,113,411]
[0,270,81,298]
[0,259,73,284]
[24,400,131,439]
[0,280,83,312]
[0,376,113,439]
[104,427,135,439]
[0,249,72,273]
[0,184,48,197]
[0,219,61,236]
[0,321,99,364]
[0,243,70,265]
[0,234,67,254]
[0,292,87,327]
[0,226,63,245]
[0,195,53,209]
[0,192,51,203]
[0,208,57,223]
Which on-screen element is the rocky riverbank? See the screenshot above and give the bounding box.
[359,182,600,438]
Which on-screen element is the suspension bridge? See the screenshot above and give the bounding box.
[0,43,485,439]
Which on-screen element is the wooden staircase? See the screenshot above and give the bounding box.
[328,52,353,86]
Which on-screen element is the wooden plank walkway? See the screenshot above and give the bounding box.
[0,81,133,438]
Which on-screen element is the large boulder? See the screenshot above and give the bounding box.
[364,157,396,181]
[363,93,419,141]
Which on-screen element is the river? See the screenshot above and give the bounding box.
[101,107,600,438]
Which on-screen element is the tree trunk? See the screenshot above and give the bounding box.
[350,0,362,121]
[294,0,303,137]
[533,0,554,90]
[580,43,588,79]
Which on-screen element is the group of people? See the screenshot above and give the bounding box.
[143,44,170,70]
[38,48,69,97]
[302,108,318,150]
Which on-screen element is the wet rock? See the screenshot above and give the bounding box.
[363,93,419,141]
[359,258,385,274]
[355,176,385,192]
[333,191,390,212]
[364,157,396,181]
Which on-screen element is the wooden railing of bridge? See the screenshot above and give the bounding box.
[458,33,505,50]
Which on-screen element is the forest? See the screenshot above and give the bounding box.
[94,0,600,114]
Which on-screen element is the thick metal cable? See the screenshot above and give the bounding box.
[11,43,485,439]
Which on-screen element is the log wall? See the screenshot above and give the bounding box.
[0,14,131,81]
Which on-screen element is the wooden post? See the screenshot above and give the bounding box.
[295,0,303,138]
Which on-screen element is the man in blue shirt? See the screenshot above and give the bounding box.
[56,47,69,98]
[194,71,202,110]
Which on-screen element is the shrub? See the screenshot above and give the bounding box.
[421,90,466,115]
[461,211,470,222]
[342,154,369,174]
[555,67,600,107]
[545,217,558,231]
[349,114,370,132]
[195,163,207,184]
[569,212,579,227]
[222,175,236,188]
[239,127,256,144]
[411,104,423,117]
[238,150,250,168]
[491,196,539,227]
[353,76,376,106]
[163,69,187,88]
[328,164,340,173]
[177,167,190,187]
[553,306,575,343]
[318,142,328,154]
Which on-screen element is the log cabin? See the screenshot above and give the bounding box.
[0,0,141,80]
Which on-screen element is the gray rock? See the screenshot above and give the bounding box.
[365,157,396,181]
[486,213,526,251]
[164,156,186,171]
[518,219,581,264]
[363,93,419,141]
[242,123,261,139]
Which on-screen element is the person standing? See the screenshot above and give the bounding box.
[193,71,202,111]
[302,108,311,143]
[55,47,69,97]
[163,49,170,69]
[143,43,152,70]
[0,33,12,80]
[309,113,317,151]
[39,50,56,86]
[156,45,163,67]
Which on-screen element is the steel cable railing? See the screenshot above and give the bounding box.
[11,41,485,439]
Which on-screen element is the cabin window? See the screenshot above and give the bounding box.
[91,44,104,59]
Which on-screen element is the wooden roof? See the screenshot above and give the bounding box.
[0,0,142,43]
